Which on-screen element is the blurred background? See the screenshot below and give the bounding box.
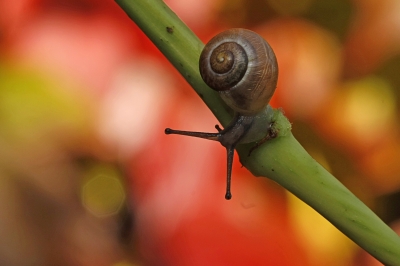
[0,0,400,265]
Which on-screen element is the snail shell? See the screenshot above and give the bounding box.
[199,28,278,116]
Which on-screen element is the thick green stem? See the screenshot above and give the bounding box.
[116,0,231,125]
[115,0,400,264]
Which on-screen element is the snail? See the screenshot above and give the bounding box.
[165,28,279,200]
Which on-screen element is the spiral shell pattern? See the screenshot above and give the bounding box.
[199,28,278,115]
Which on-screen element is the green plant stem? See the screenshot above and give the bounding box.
[115,0,400,264]
[117,0,231,125]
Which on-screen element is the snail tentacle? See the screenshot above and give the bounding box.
[165,28,279,200]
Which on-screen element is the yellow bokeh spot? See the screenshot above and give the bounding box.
[113,261,140,266]
[287,191,356,265]
[341,77,396,143]
[82,164,126,217]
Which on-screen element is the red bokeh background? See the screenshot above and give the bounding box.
[1,0,400,265]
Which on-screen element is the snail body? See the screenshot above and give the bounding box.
[165,28,279,200]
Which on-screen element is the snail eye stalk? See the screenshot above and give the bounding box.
[165,28,278,200]
[165,127,235,200]
[165,114,259,200]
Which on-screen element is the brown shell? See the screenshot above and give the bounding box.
[199,28,278,116]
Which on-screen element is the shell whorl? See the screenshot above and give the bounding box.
[199,28,278,116]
